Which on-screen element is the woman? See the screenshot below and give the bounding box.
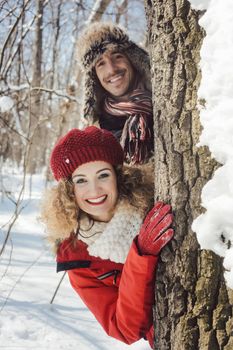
[41,126,174,349]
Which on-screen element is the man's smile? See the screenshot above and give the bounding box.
[106,72,125,84]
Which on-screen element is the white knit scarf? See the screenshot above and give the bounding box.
[78,200,144,264]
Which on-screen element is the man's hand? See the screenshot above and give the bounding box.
[137,202,174,256]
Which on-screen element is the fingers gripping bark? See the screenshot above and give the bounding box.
[138,202,174,256]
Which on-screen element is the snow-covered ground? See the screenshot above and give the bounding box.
[0,172,148,350]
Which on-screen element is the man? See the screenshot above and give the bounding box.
[76,22,153,164]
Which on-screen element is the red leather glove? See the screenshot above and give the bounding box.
[137,201,174,256]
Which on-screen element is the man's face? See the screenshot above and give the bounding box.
[95,51,135,98]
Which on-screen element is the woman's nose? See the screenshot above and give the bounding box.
[88,180,101,195]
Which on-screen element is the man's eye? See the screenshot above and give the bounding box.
[97,61,104,67]
[115,54,123,59]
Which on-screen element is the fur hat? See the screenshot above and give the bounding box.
[50,126,124,181]
[76,22,151,124]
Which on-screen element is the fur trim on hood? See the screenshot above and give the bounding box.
[76,22,151,125]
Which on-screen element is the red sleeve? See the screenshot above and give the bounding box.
[67,237,158,344]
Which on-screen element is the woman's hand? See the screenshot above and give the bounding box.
[137,201,174,256]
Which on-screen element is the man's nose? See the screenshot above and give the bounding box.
[105,58,117,74]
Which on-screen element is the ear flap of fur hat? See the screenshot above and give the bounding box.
[76,22,151,124]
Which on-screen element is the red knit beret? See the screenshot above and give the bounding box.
[50,126,124,181]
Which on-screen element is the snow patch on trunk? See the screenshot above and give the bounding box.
[191,0,233,289]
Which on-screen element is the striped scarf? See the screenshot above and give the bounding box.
[104,89,153,164]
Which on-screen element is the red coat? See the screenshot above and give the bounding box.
[57,235,157,348]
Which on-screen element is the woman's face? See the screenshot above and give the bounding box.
[72,161,118,222]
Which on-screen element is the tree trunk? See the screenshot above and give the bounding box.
[31,0,43,105]
[28,0,44,174]
[49,0,62,95]
[144,0,233,349]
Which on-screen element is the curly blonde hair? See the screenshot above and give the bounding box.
[40,163,154,251]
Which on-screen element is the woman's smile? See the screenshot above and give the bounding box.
[86,195,108,205]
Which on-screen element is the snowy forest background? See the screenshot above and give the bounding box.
[0,0,146,176]
[0,0,233,349]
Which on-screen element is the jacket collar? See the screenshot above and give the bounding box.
[57,238,124,272]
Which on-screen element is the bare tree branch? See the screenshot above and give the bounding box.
[50,272,67,304]
[115,0,128,24]
[0,0,31,74]
[30,86,81,104]
[2,15,37,79]
[0,114,30,142]
[85,0,112,24]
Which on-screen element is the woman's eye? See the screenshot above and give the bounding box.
[98,172,110,179]
[74,178,87,185]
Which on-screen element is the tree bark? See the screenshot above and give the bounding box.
[31,0,43,104]
[28,0,44,174]
[49,0,62,94]
[144,0,233,349]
